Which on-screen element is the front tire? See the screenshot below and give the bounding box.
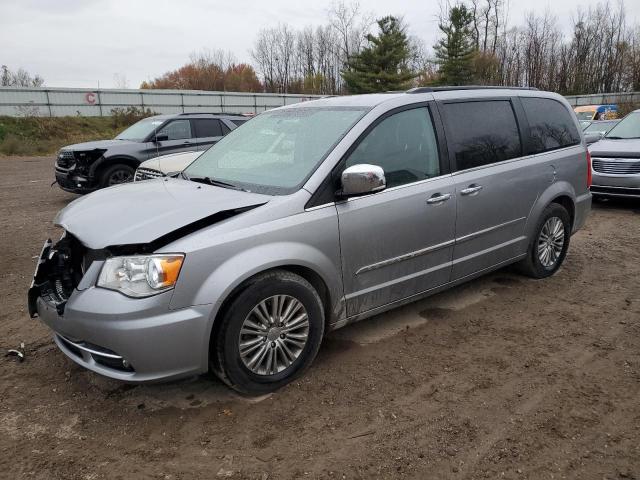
[518,203,571,278]
[100,164,135,188]
[211,270,325,395]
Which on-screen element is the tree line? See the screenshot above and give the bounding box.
[6,1,640,95]
[144,0,640,95]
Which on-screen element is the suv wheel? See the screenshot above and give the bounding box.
[212,270,325,395]
[100,164,134,187]
[518,203,571,278]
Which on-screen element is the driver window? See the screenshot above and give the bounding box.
[157,119,192,140]
[345,107,440,188]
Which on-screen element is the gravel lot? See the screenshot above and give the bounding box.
[1,155,639,480]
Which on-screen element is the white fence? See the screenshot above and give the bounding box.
[0,87,325,117]
[563,92,640,107]
[1,86,638,117]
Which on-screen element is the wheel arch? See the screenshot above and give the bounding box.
[91,155,140,179]
[550,194,575,229]
[525,181,577,240]
[205,263,336,369]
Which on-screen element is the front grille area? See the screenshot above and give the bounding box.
[56,150,75,169]
[29,234,86,316]
[592,158,640,175]
[135,167,165,181]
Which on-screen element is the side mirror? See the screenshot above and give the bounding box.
[340,164,386,197]
[584,132,603,145]
[154,133,169,142]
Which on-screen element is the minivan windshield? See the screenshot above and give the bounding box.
[116,117,165,141]
[605,112,640,139]
[184,107,367,194]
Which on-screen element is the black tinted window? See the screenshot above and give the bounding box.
[193,119,223,138]
[522,98,580,153]
[231,119,247,126]
[157,119,192,140]
[442,101,521,171]
[345,107,440,188]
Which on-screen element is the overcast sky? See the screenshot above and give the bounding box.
[2,0,639,89]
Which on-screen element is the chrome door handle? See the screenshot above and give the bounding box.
[426,193,451,204]
[460,185,483,195]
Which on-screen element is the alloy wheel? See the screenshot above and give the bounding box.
[238,295,310,376]
[537,216,565,269]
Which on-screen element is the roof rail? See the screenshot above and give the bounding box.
[407,86,539,94]
[177,112,247,116]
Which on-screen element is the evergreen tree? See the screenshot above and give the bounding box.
[342,16,416,93]
[434,5,477,85]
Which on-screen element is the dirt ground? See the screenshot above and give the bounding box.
[1,155,639,480]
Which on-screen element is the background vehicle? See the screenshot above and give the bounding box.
[589,109,640,199]
[55,113,247,193]
[582,119,620,144]
[30,87,591,394]
[135,151,202,181]
[574,104,618,121]
[582,119,619,135]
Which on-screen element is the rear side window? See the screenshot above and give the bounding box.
[193,119,223,138]
[522,98,580,154]
[442,100,522,171]
[231,119,247,126]
[345,107,440,188]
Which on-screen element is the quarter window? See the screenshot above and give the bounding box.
[193,119,223,138]
[442,100,522,171]
[521,98,581,153]
[157,119,192,140]
[345,107,440,188]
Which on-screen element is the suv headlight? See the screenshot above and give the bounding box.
[97,254,184,298]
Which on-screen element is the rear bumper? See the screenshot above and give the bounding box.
[34,288,214,382]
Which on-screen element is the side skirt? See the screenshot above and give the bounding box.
[327,253,527,332]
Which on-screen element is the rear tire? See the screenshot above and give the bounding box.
[211,270,325,395]
[99,164,135,188]
[518,203,570,279]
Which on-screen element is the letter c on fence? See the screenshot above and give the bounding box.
[85,92,96,105]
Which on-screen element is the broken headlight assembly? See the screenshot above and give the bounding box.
[72,149,107,172]
[97,254,184,298]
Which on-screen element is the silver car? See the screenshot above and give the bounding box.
[589,110,640,199]
[29,87,591,394]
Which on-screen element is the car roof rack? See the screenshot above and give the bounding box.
[177,112,247,116]
[406,86,539,94]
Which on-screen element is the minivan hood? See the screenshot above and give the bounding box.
[139,151,202,174]
[589,138,640,157]
[61,139,138,151]
[55,178,271,249]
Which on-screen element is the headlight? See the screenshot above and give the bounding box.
[97,254,184,298]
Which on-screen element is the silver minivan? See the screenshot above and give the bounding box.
[29,87,591,394]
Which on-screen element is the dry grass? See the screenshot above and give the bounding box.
[0,108,154,156]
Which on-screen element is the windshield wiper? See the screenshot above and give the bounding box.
[184,173,248,192]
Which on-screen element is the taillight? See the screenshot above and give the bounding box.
[586,150,592,188]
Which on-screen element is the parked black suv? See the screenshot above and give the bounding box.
[54,113,247,193]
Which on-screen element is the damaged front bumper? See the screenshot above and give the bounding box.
[54,149,105,193]
[29,238,213,382]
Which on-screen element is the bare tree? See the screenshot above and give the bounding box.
[1,65,44,87]
[113,73,130,89]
